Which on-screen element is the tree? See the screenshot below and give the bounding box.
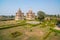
[57,14,60,18]
[37,11,46,21]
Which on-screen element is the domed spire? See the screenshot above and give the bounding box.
[29,8,32,13]
[17,8,21,13]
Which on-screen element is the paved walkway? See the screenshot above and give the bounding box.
[54,26,60,30]
[26,21,40,24]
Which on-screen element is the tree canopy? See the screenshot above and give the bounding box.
[37,11,46,21]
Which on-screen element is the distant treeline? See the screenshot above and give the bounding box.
[0,15,15,21]
[0,14,60,21]
[46,14,60,18]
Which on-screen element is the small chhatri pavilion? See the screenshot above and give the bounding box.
[15,8,24,20]
[26,8,35,20]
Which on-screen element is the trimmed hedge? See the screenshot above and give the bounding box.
[0,21,27,30]
[50,28,60,33]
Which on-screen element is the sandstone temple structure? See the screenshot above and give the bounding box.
[15,8,24,20]
[26,9,35,20]
[15,8,35,20]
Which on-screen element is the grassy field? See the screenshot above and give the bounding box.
[0,20,60,40]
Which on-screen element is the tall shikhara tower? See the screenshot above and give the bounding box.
[15,8,24,20]
[26,9,35,20]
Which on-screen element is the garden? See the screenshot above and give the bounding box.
[0,19,60,40]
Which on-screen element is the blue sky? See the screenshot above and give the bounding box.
[0,0,60,15]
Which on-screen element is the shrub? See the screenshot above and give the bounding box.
[30,29,32,32]
[11,31,23,38]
